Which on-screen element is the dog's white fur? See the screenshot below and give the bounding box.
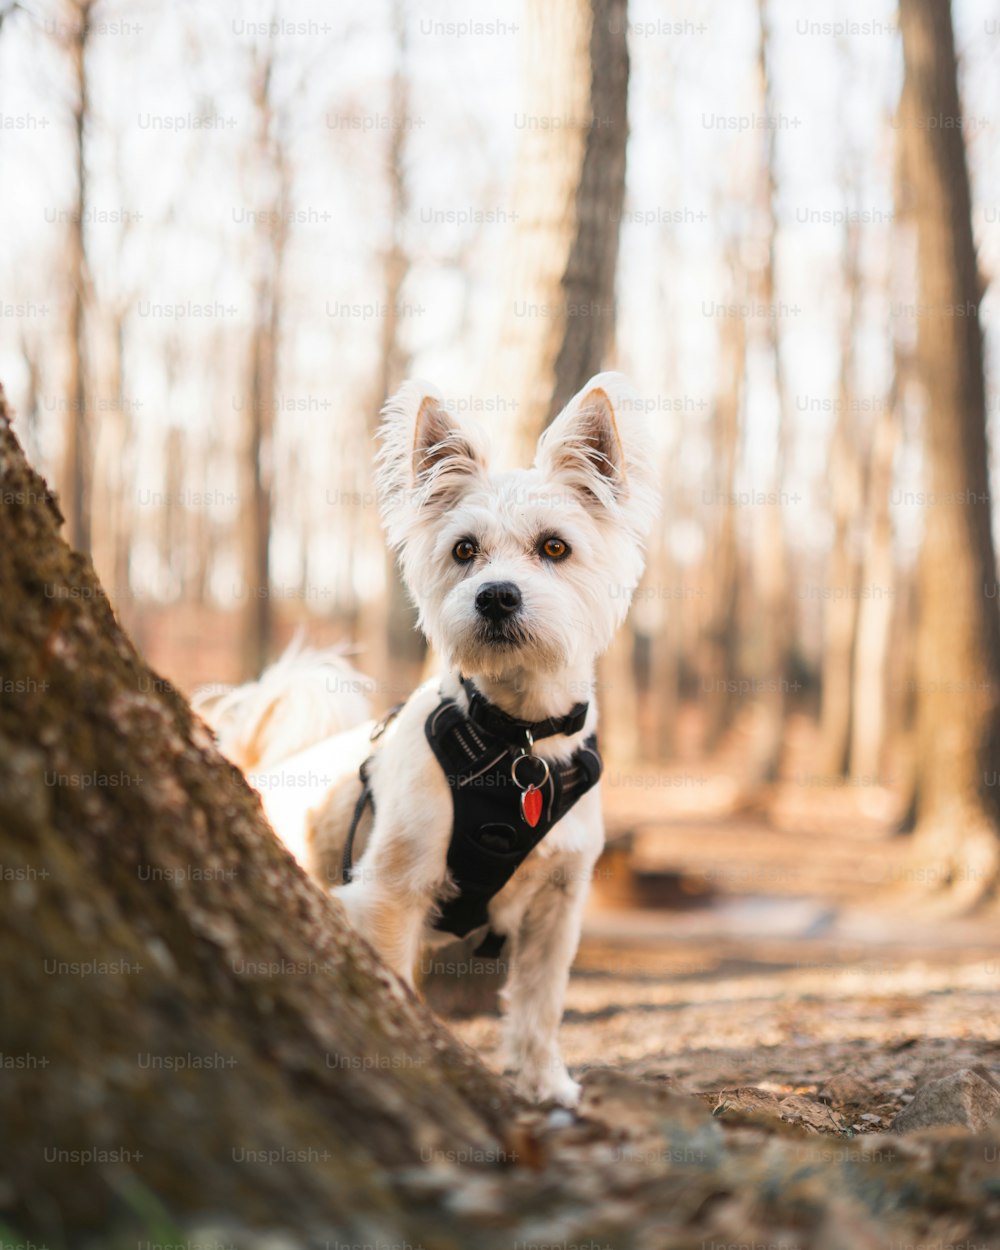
[192,637,373,773]
[201,374,658,1104]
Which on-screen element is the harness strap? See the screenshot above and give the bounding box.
[473,928,508,959]
[341,703,403,885]
[341,760,373,885]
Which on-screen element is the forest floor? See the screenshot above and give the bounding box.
[419,718,1000,1249]
[440,710,1000,1110]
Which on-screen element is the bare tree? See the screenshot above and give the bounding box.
[849,224,906,787]
[848,392,900,784]
[898,0,1000,903]
[746,0,791,786]
[239,43,292,677]
[702,245,747,752]
[59,0,96,553]
[372,0,425,698]
[488,0,629,452]
[818,201,863,776]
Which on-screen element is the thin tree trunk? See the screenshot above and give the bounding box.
[641,512,679,761]
[848,394,899,784]
[818,215,863,776]
[747,0,791,786]
[163,425,184,595]
[377,0,425,698]
[598,623,639,765]
[489,0,629,454]
[62,0,94,553]
[702,269,745,752]
[898,0,1000,903]
[109,311,133,612]
[240,53,288,677]
[850,83,913,791]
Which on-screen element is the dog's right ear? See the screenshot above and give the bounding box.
[375,380,486,548]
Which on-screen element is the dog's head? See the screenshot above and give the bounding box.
[376,373,659,680]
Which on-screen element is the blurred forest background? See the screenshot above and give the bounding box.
[3,0,1000,908]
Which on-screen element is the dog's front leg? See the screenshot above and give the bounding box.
[334,819,442,989]
[499,852,592,1105]
[335,875,428,989]
[332,724,452,990]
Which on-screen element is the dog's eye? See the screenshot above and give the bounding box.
[540,537,570,561]
[453,538,478,563]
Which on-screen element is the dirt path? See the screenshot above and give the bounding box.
[447,907,1000,1129]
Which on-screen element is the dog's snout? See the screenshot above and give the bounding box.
[475,581,522,622]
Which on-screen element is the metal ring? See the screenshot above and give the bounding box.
[511,752,550,790]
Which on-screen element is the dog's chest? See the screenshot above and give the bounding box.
[422,695,601,940]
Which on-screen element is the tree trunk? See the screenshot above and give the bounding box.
[0,393,514,1243]
[746,0,791,787]
[239,54,288,678]
[62,0,94,554]
[848,395,899,784]
[898,0,1000,903]
[377,1,425,698]
[489,0,629,454]
[702,267,745,752]
[850,73,912,790]
[818,215,863,777]
[598,624,639,765]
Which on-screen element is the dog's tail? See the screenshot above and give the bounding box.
[192,637,374,773]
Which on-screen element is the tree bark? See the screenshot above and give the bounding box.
[818,214,863,777]
[0,394,514,1243]
[62,0,95,554]
[848,395,899,784]
[489,0,629,454]
[898,0,1000,902]
[702,264,746,752]
[377,0,426,696]
[746,0,791,787]
[239,52,288,678]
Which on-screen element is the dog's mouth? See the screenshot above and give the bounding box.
[477,619,528,649]
[455,619,569,676]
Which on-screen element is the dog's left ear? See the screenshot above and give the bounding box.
[376,379,486,548]
[535,372,659,538]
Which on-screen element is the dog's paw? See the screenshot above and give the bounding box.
[513,1064,581,1107]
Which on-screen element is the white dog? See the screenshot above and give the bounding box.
[199,373,657,1104]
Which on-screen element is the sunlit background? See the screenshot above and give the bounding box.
[3,0,1000,836]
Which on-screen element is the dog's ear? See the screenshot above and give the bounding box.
[535,373,659,538]
[376,380,486,547]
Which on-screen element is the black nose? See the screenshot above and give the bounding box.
[475,581,522,622]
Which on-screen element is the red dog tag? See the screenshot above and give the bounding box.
[520,785,542,828]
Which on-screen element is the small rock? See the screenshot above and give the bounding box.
[818,1073,877,1108]
[445,1175,507,1219]
[778,1095,845,1133]
[891,1068,1000,1134]
[713,1086,781,1117]
[580,1069,702,1129]
[971,1064,1000,1093]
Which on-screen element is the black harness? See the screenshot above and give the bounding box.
[342,679,602,958]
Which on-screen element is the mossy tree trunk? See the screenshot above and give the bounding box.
[0,392,514,1245]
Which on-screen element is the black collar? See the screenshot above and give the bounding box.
[459,676,589,746]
